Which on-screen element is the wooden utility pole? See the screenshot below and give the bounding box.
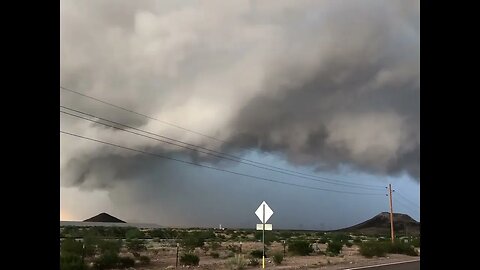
[388,184,395,243]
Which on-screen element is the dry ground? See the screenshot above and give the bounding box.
[126,241,419,270]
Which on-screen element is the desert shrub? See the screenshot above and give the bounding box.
[388,241,418,256]
[93,251,120,270]
[279,231,293,238]
[118,257,135,268]
[61,238,84,256]
[272,252,284,265]
[318,237,327,244]
[180,253,200,266]
[150,229,166,238]
[250,249,264,259]
[326,241,343,256]
[288,240,313,256]
[139,255,151,265]
[254,231,277,245]
[411,238,420,248]
[83,234,99,257]
[208,240,221,250]
[98,239,122,255]
[331,233,351,243]
[211,252,220,258]
[60,253,86,270]
[248,258,259,266]
[353,238,362,244]
[345,242,353,247]
[181,233,205,252]
[125,228,144,239]
[227,254,247,270]
[227,244,241,253]
[126,239,147,257]
[359,242,389,258]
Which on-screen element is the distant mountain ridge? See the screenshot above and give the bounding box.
[83,212,126,223]
[332,212,420,235]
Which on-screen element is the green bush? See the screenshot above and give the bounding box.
[359,242,389,258]
[411,238,420,248]
[150,229,166,238]
[181,233,205,252]
[272,252,284,265]
[318,237,327,244]
[139,255,151,265]
[388,241,418,256]
[331,233,351,243]
[180,253,200,266]
[254,231,277,245]
[326,241,343,256]
[345,242,353,247]
[359,240,417,257]
[98,239,122,255]
[118,257,135,268]
[61,238,84,256]
[250,249,265,259]
[126,239,147,257]
[125,228,144,239]
[288,240,313,256]
[83,234,99,257]
[227,254,247,270]
[93,251,120,270]
[211,252,220,258]
[60,253,86,270]
[279,231,294,238]
[208,240,221,250]
[353,238,362,244]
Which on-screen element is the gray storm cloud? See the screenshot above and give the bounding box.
[60,0,419,226]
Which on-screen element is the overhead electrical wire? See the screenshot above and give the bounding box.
[60,86,388,188]
[60,129,386,196]
[60,106,385,191]
[393,196,419,215]
[395,191,420,208]
[60,86,226,143]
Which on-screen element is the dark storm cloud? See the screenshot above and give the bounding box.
[60,0,419,227]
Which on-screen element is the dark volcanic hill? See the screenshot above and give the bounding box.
[83,212,126,223]
[333,212,420,235]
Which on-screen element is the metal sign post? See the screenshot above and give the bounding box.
[255,201,274,269]
[175,242,179,268]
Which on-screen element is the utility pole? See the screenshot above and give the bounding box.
[388,184,395,244]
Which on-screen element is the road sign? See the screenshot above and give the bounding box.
[255,201,274,223]
[256,224,272,230]
[254,201,274,269]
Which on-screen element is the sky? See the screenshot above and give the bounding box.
[60,0,420,230]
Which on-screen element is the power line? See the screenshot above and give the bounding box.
[60,86,226,143]
[395,191,420,208]
[59,130,386,196]
[60,105,385,190]
[60,86,386,189]
[394,197,419,215]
